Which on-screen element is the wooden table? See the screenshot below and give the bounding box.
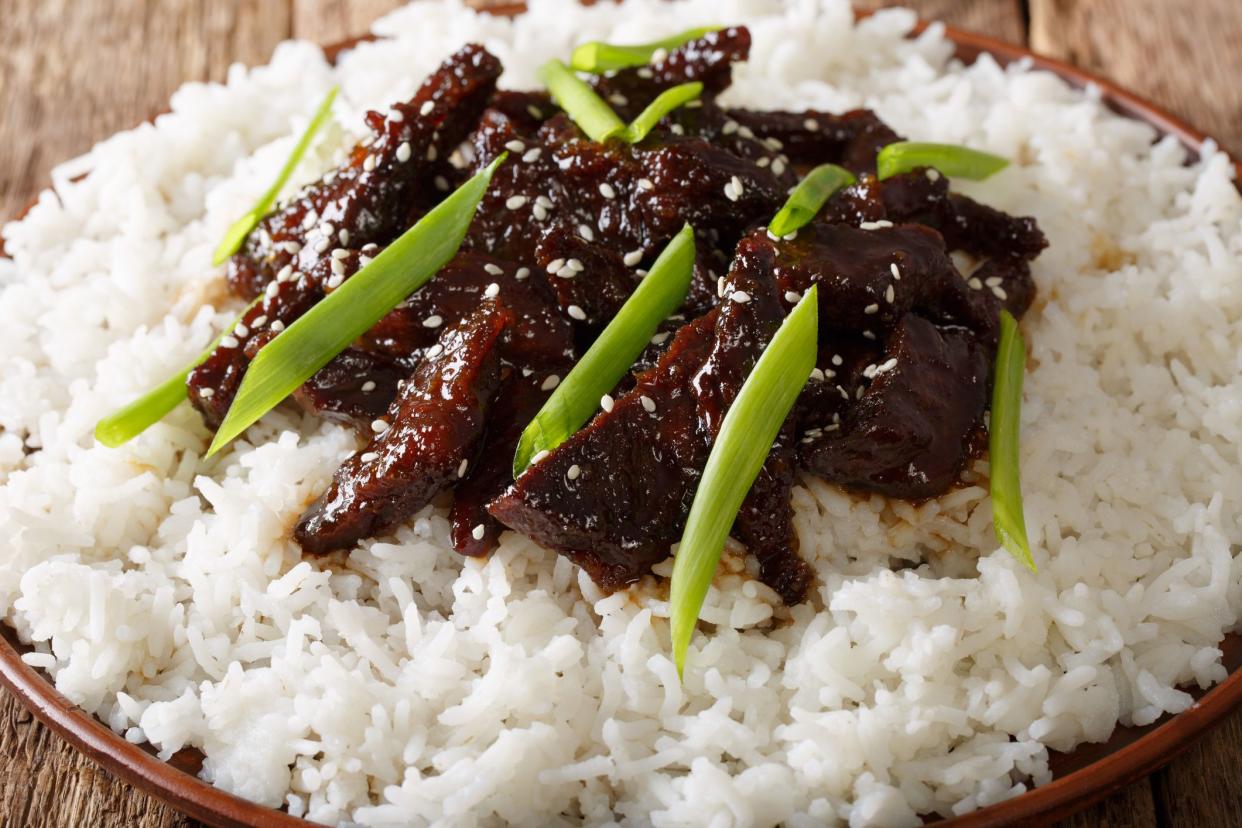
[1,1,1240,824]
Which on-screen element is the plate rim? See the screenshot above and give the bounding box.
[1,11,1239,828]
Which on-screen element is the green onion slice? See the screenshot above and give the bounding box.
[94,298,261,448]
[512,224,696,477]
[206,153,507,457]
[768,164,856,237]
[212,86,339,266]
[990,309,1036,572]
[622,82,703,144]
[539,60,626,143]
[570,26,720,72]
[669,286,819,676]
[876,141,1009,181]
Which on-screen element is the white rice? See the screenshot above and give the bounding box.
[2,0,1241,825]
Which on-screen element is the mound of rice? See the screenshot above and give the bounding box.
[2,0,1241,824]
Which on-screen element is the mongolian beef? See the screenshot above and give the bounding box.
[186,28,1046,604]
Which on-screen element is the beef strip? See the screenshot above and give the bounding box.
[292,348,406,430]
[295,303,506,553]
[724,108,903,174]
[799,314,989,499]
[226,44,502,300]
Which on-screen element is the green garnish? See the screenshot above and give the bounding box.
[990,309,1035,572]
[668,286,819,676]
[212,86,339,266]
[768,164,856,237]
[205,153,507,458]
[539,60,626,143]
[569,26,720,72]
[512,224,696,476]
[622,82,703,144]
[876,141,1009,181]
[94,298,261,448]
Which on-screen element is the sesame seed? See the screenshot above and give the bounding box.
[609,93,628,106]
[651,47,669,63]
[885,285,895,303]
[326,274,344,289]
[862,330,876,340]
[624,249,643,266]
[640,395,656,413]
[730,290,751,304]
[389,110,405,122]
[804,117,820,131]
[577,224,595,241]
[858,219,895,230]
[991,285,1008,300]
[331,258,346,276]
[985,276,1003,287]
[541,374,561,391]
[876,357,898,374]
[282,241,302,254]
[636,268,648,277]
[252,315,268,328]
[419,100,434,116]
[505,139,526,153]
[567,464,581,481]
[784,290,801,303]
[599,182,616,199]
[717,276,727,297]
[363,155,377,172]
[515,267,530,280]
[567,258,584,272]
[771,158,786,176]
[234,323,250,338]
[423,315,443,328]
[536,195,554,208]
[484,263,504,275]
[810,368,825,381]
[458,458,469,478]
[637,178,655,191]
[831,354,843,366]
[313,237,330,254]
[522,147,542,163]
[360,452,378,463]
[266,281,280,298]
[396,142,412,163]
[756,157,771,168]
[338,229,350,246]
[969,277,984,290]
[782,229,798,242]
[527,104,543,119]
[669,124,685,136]
[361,381,376,392]
[890,262,902,280]
[546,258,565,274]
[506,195,528,210]
[864,303,879,314]
[219,335,239,349]
[471,524,485,540]
[331,247,349,260]
[601,393,615,412]
[722,120,739,135]
[199,387,215,398]
[926,168,941,181]
[426,144,438,161]
[270,320,285,332]
[636,67,654,79]
[556,265,576,279]
[650,331,670,345]
[426,343,444,358]
[435,176,450,191]
[763,136,783,151]
[371,419,389,434]
[567,305,587,321]
[484,282,500,298]
[532,204,549,221]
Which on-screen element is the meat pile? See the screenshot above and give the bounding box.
[192,29,1046,603]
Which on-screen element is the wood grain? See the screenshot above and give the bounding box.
[0,1,1240,826]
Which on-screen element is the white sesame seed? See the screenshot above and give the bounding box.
[338,229,350,246]
[252,315,268,328]
[331,247,349,260]
[233,323,249,338]
[371,419,389,434]
[624,249,643,266]
[609,93,629,106]
[527,104,543,119]
[669,124,685,136]
[546,258,565,274]
[651,47,669,63]
[636,67,654,79]
[426,343,444,358]
[637,178,655,191]
[784,290,802,303]
[536,195,554,208]
[313,237,330,254]
[926,168,941,181]
[471,523,485,540]
[515,267,530,280]
[991,285,1009,300]
[326,274,344,289]
[985,276,1004,287]
[730,290,751,304]
[435,175,450,191]
[199,387,215,398]
[636,268,649,277]
[396,142,412,163]
[484,282,500,298]
[782,229,798,242]
[419,100,434,116]
[567,258,585,272]
[532,204,549,221]
[810,368,825,381]
[506,195,528,210]
[757,157,771,168]
[389,110,405,122]
[541,374,561,391]
[423,315,443,328]
[738,125,755,140]
[361,381,376,392]
[864,303,879,314]
[771,158,787,176]
[862,330,877,340]
[876,357,899,375]
[505,139,526,153]
[650,331,670,345]
[363,155,377,172]
[601,393,615,412]
[282,241,302,254]
[270,320,285,332]
[885,285,895,303]
[598,182,616,199]
[426,144,438,161]
[556,265,576,279]
[484,263,504,275]
[717,276,727,297]
[219,335,239,349]
[567,305,587,321]
[458,458,469,478]
[969,277,984,290]
[804,117,820,131]
[577,224,595,241]
[831,354,843,366]
[331,258,346,276]
[360,452,378,463]
[722,120,739,136]
[859,219,895,230]
[266,281,280,298]
[640,395,656,413]
[522,147,542,163]
[566,463,581,481]
[764,136,783,151]
[890,262,902,280]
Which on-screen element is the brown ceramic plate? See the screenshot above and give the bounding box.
[2,8,1240,828]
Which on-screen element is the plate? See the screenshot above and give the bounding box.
[1,10,1239,828]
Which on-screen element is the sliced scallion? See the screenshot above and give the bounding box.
[212,86,339,266]
[876,141,1009,181]
[94,298,261,448]
[539,60,626,143]
[622,82,703,144]
[668,286,819,676]
[768,163,856,237]
[205,153,508,457]
[569,26,720,72]
[990,309,1036,572]
[512,224,696,476]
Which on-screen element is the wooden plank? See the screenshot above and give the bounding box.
[290,0,405,42]
[1149,706,1242,827]
[855,0,1027,44]
[1054,776,1159,828]
[1029,0,1242,156]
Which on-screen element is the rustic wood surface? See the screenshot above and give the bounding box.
[1,0,1240,825]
